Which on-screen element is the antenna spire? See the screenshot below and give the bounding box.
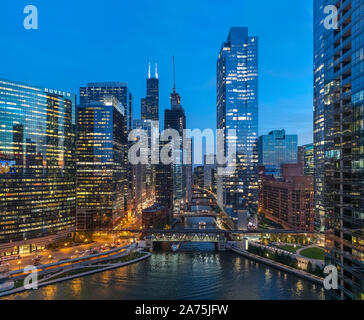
[148,60,151,79]
[173,55,176,93]
[155,63,158,79]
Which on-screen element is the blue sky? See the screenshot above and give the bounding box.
[0,0,313,145]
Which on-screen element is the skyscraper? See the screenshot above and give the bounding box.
[0,78,76,254]
[76,96,127,230]
[217,27,259,219]
[79,82,131,213]
[164,57,187,215]
[314,0,364,300]
[141,63,159,121]
[258,130,298,177]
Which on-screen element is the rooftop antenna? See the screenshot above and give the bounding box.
[173,55,176,93]
[148,60,151,79]
[155,63,158,79]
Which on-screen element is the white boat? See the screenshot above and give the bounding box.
[198,221,207,228]
[0,264,14,292]
[171,243,180,252]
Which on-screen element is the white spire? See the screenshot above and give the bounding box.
[155,63,158,79]
[148,60,151,79]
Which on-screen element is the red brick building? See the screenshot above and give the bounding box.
[142,203,169,229]
[258,164,314,232]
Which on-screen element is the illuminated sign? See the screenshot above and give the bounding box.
[44,88,72,97]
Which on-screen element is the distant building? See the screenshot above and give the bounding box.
[0,78,76,255]
[142,203,169,229]
[76,96,127,230]
[193,166,204,188]
[141,63,159,121]
[298,144,314,176]
[259,164,314,232]
[204,154,217,191]
[258,130,298,177]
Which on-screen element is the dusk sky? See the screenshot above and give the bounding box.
[1,0,314,146]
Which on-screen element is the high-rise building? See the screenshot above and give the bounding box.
[132,119,157,211]
[217,27,259,219]
[79,82,131,213]
[298,143,314,176]
[314,0,364,300]
[155,140,173,215]
[258,130,298,177]
[164,57,187,215]
[0,78,76,255]
[76,96,127,230]
[141,63,159,121]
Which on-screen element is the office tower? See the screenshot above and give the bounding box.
[314,0,364,299]
[141,63,159,121]
[164,57,187,215]
[217,27,259,219]
[79,82,131,212]
[76,96,127,230]
[193,166,204,188]
[258,130,298,177]
[0,78,76,254]
[132,119,157,211]
[298,143,314,176]
[155,140,173,216]
[259,164,315,232]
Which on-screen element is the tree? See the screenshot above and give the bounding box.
[307,261,313,273]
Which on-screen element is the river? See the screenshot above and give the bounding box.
[4,218,325,300]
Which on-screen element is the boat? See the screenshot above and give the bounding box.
[198,221,207,228]
[0,263,14,292]
[171,243,180,252]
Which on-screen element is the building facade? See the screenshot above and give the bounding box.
[164,65,187,215]
[298,143,314,176]
[258,130,298,177]
[217,27,259,219]
[259,164,315,232]
[79,82,131,213]
[314,0,364,300]
[0,78,76,254]
[76,96,127,230]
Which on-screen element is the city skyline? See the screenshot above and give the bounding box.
[0,0,314,145]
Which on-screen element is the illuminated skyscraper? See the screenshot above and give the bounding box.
[141,63,159,121]
[79,82,131,212]
[76,96,127,230]
[217,27,259,219]
[314,0,364,299]
[164,58,187,215]
[0,78,76,254]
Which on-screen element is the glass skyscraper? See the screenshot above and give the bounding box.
[79,82,131,213]
[314,0,364,300]
[76,96,127,230]
[258,130,298,177]
[217,27,259,219]
[0,78,76,253]
[164,71,187,215]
